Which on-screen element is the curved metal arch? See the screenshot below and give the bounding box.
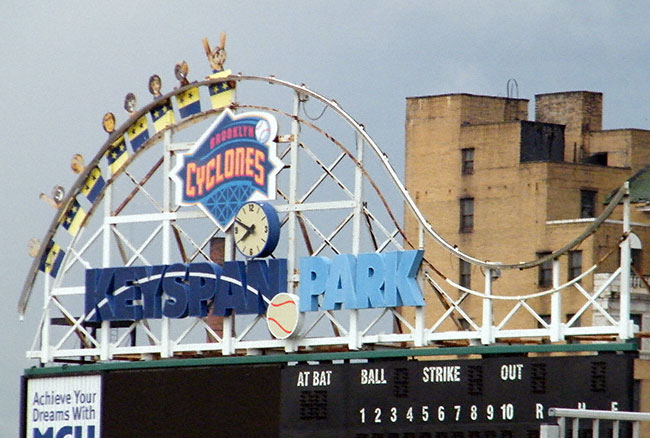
[229,75,630,270]
[18,98,226,316]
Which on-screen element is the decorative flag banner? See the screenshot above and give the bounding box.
[208,69,234,109]
[105,136,128,175]
[62,199,87,236]
[177,86,201,118]
[81,166,106,204]
[150,98,175,132]
[127,114,150,151]
[171,109,283,230]
[39,240,65,278]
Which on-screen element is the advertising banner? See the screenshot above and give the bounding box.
[27,375,101,438]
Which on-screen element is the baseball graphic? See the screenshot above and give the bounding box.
[255,119,272,144]
[266,293,301,339]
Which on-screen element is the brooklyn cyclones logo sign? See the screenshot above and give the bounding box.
[172,109,282,230]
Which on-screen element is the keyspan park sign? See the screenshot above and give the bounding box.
[84,250,425,324]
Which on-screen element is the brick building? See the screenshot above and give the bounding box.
[405,91,650,333]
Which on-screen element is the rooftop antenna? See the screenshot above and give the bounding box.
[506,78,519,98]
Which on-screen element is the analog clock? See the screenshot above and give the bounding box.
[233,201,280,258]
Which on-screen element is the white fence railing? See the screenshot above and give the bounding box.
[542,408,650,438]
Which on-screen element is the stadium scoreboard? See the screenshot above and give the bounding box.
[282,354,634,437]
[22,353,636,437]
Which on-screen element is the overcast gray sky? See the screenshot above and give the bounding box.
[2,1,650,435]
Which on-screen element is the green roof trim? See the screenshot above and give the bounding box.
[606,164,650,204]
[627,164,650,204]
[24,343,636,377]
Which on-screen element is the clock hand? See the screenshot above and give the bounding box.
[237,231,253,243]
[235,219,255,241]
[235,219,253,233]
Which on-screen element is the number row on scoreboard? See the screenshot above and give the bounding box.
[358,404,516,424]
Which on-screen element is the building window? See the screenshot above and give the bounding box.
[459,260,471,289]
[461,148,475,175]
[460,198,474,233]
[580,189,596,218]
[568,250,582,282]
[632,248,643,274]
[537,251,552,287]
[630,314,642,349]
[629,232,643,275]
[537,314,551,329]
[566,313,581,327]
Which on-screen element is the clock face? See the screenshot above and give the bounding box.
[233,201,280,258]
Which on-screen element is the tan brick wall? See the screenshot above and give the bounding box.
[589,129,650,171]
[458,94,528,125]
[405,91,650,332]
[405,94,528,200]
[590,130,633,168]
[544,162,630,221]
[630,130,650,171]
[535,91,603,161]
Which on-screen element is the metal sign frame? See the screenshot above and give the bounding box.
[19,75,636,364]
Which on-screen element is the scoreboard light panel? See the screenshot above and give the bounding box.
[281,354,634,437]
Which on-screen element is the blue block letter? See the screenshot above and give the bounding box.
[299,256,330,311]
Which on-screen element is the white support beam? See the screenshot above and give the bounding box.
[415,222,425,346]
[550,258,563,342]
[275,200,357,213]
[100,170,113,362]
[106,210,206,224]
[161,130,172,358]
[481,269,494,344]
[286,92,301,294]
[620,182,632,339]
